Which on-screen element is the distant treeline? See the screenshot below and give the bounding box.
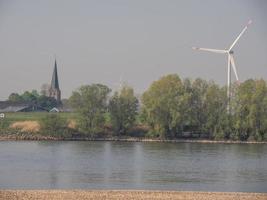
[7,90,60,110]
[66,74,267,141]
[2,74,267,141]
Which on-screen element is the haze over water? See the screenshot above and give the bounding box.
[0,141,266,192]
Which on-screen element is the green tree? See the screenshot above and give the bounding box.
[8,93,23,102]
[7,90,59,110]
[109,85,138,135]
[180,79,228,139]
[21,91,38,102]
[141,74,184,138]
[69,84,111,135]
[31,90,40,98]
[190,78,210,134]
[203,83,228,139]
[232,79,267,141]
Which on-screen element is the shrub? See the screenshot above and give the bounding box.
[214,130,225,140]
[0,119,8,130]
[40,113,69,137]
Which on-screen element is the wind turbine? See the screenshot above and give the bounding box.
[112,74,124,93]
[192,20,252,112]
[118,74,123,91]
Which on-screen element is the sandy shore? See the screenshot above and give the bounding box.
[0,190,266,200]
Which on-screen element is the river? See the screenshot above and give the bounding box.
[0,141,266,192]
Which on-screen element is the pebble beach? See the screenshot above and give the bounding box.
[0,190,267,200]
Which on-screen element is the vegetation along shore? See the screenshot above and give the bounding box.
[1,74,267,142]
[1,134,267,144]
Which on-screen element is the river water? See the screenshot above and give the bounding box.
[0,141,266,192]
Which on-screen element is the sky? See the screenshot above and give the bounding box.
[0,0,266,100]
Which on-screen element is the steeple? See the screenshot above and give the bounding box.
[51,60,59,89]
[49,59,61,102]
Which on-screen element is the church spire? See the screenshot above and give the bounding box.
[51,59,59,89]
[49,59,61,101]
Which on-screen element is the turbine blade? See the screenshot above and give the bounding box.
[192,47,227,54]
[230,54,239,81]
[229,20,252,51]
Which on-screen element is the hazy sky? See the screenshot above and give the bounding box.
[0,0,266,99]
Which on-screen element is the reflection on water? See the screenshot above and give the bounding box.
[0,141,266,192]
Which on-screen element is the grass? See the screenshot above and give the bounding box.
[2,112,139,125]
[2,112,79,125]
[0,112,140,135]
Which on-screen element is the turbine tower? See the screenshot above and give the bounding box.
[192,20,252,112]
[112,74,124,93]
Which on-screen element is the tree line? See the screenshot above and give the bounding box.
[7,90,60,110]
[4,74,267,141]
[68,74,267,141]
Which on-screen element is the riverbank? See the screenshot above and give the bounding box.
[0,190,267,200]
[0,134,267,143]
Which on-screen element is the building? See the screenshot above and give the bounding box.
[0,59,64,113]
[49,107,59,112]
[49,59,61,102]
[0,101,48,112]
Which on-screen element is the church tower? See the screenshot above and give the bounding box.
[49,59,61,102]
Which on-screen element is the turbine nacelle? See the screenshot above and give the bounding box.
[229,50,234,54]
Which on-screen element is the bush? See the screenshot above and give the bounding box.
[252,131,263,142]
[145,130,160,138]
[214,130,225,140]
[40,114,69,137]
[229,131,239,141]
[128,125,149,137]
[0,119,8,131]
